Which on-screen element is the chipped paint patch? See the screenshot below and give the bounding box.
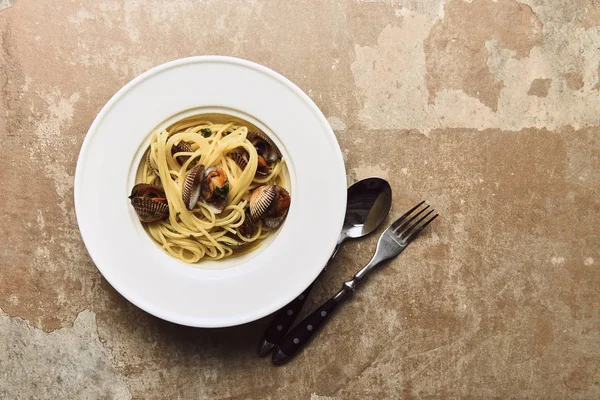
[352,0,600,132]
[0,0,16,12]
[328,116,347,131]
[310,394,337,400]
[426,0,543,111]
[0,309,131,399]
[352,11,435,132]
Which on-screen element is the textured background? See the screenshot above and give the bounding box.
[1,0,599,399]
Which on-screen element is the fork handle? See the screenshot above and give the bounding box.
[258,283,314,356]
[272,283,354,365]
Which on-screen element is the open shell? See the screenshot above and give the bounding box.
[182,164,205,210]
[130,183,165,199]
[256,155,270,176]
[239,210,257,238]
[205,197,227,215]
[201,166,229,214]
[130,195,169,223]
[249,185,290,229]
[171,141,194,165]
[249,185,277,221]
[231,147,249,170]
[230,146,270,176]
[249,131,281,164]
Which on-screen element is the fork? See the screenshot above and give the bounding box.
[272,201,438,365]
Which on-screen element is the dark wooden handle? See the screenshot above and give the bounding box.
[258,283,314,356]
[272,296,340,365]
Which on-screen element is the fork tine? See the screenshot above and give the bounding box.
[390,200,425,230]
[400,209,434,240]
[394,205,430,234]
[403,212,438,244]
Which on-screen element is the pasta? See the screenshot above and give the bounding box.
[130,116,290,264]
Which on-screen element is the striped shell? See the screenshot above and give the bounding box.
[231,147,270,176]
[263,186,290,228]
[173,141,193,154]
[182,164,205,210]
[171,141,194,165]
[249,185,277,221]
[231,147,249,170]
[129,183,165,199]
[249,185,290,228]
[131,196,169,223]
[239,210,257,238]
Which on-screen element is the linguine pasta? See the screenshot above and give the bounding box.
[135,116,288,263]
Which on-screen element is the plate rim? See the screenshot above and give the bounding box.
[74,56,346,327]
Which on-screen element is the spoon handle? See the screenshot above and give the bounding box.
[258,282,315,356]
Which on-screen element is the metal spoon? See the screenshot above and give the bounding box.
[258,177,392,356]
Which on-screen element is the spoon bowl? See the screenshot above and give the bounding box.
[343,178,392,240]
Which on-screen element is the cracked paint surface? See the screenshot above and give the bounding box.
[0,310,131,399]
[0,0,598,398]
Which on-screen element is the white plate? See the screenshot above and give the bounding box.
[74,56,346,327]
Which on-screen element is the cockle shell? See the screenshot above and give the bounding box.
[131,197,169,223]
[129,183,165,199]
[231,147,249,170]
[248,131,281,164]
[239,210,257,238]
[182,164,205,210]
[249,185,290,228]
[129,183,169,223]
[171,141,194,165]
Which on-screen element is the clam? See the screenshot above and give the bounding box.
[201,166,229,214]
[230,147,249,170]
[249,131,281,165]
[256,155,270,176]
[130,183,165,199]
[182,164,205,210]
[129,183,169,223]
[171,141,193,165]
[229,147,270,176]
[249,185,290,228]
[130,196,169,223]
[238,210,257,238]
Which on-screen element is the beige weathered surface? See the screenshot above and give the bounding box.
[0,0,599,398]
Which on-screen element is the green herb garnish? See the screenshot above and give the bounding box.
[215,182,230,198]
[201,128,212,137]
